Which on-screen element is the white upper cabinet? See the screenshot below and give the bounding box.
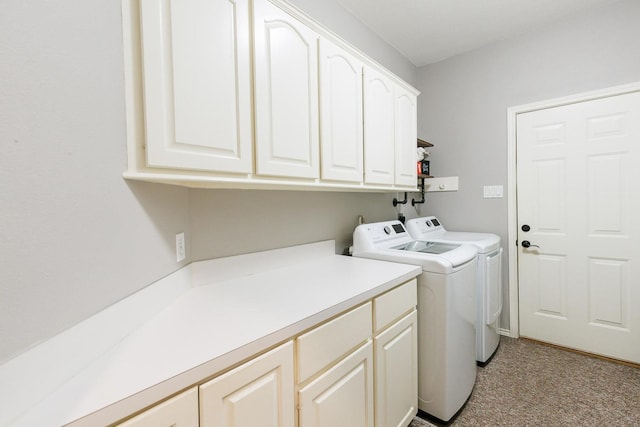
[253,0,320,179]
[363,66,418,188]
[124,0,419,190]
[138,0,252,173]
[394,86,418,187]
[363,67,395,186]
[319,38,364,183]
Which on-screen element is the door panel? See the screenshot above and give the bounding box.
[363,67,394,185]
[139,0,252,173]
[298,341,374,427]
[199,342,295,427]
[517,90,640,364]
[374,311,418,427]
[319,38,363,183]
[394,87,418,187]
[253,0,319,179]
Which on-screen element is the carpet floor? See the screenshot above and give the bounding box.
[409,337,640,426]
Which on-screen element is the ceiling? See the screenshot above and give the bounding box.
[333,0,622,67]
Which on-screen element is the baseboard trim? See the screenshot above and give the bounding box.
[521,337,640,369]
[498,327,515,338]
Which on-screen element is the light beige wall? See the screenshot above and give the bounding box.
[190,190,397,261]
[0,1,192,362]
[415,0,640,330]
[286,0,418,85]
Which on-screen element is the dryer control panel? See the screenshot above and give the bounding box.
[406,216,446,237]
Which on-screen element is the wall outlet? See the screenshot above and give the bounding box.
[176,232,186,262]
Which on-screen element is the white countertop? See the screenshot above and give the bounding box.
[0,241,420,427]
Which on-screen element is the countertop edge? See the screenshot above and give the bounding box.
[5,243,421,427]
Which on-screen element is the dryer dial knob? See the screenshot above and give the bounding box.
[383,226,391,235]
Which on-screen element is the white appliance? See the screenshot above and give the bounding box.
[406,216,502,364]
[352,220,478,422]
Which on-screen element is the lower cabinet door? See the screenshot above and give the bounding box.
[298,341,374,427]
[374,310,418,427]
[200,341,295,427]
[116,387,198,427]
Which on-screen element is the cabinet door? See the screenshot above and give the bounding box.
[394,86,418,188]
[363,67,395,185]
[299,341,374,427]
[200,341,295,427]
[374,311,418,427]
[253,0,320,179]
[139,0,252,173]
[116,387,198,427]
[319,38,364,183]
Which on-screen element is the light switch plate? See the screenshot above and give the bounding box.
[483,185,504,198]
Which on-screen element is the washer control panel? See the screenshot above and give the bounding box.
[355,220,411,246]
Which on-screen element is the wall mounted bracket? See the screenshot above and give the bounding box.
[393,192,408,206]
[412,178,426,205]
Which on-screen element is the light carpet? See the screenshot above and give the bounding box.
[409,337,640,426]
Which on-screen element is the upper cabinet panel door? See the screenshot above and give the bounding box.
[363,67,395,185]
[139,0,252,173]
[319,38,364,183]
[394,86,418,187]
[253,0,320,179]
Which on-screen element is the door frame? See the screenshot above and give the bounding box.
[506,81,640,338]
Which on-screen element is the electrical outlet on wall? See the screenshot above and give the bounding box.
[176,232,186,262]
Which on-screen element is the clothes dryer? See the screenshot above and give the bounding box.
[352,220,477,422]
[406,216,502,364]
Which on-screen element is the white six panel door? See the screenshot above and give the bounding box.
[319,38,364,183]
[139,0,252,173]
[517,91,640,364]
[253,0,320,179]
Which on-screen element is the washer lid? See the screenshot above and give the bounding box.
[391,241,461,254]
[352,219,478,273]
[405,216,500,253]
[353,243,478,274]
[437,231,500,253]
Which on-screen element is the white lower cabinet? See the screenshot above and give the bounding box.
[296,302,374,427]
[199,341,295,427]
[113,281,417,427]
[373,279,418,427]
[116,387,199,427]
[374,311,418,427]
[299,341,374,427]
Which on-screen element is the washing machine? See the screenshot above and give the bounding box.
[406,216,502,364]
[352,220,478,422]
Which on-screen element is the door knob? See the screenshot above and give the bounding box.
[521,240,539,248]
[521,224,531,232]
